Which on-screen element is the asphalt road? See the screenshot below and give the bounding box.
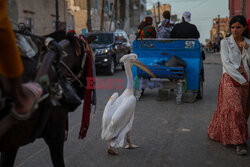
[14,53,250,167]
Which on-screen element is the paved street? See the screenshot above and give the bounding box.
[14,52,250,167]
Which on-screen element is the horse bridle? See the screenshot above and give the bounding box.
[59,42,87,88]
[43,35,86,89]
[14,26,86,94]
[60,57,86,88]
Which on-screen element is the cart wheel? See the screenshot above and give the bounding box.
[122,64,125,70]
[107,57,115,75]
[141,88,145,96]
[135,89,144,100]
[196,78,203,99]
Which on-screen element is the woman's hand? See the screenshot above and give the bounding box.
[239,41,249,49]
[242,81,248,86]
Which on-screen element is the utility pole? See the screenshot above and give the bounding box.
[87,0,92,32]
[117,0,120,29]
[109,0,116,31]
[153,4,157,27]
[217,15,220,45]
[100,0,105,31]
[241,0,246,17]
[55,0,59,31]
[157,1,161,24]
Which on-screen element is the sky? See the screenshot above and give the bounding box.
[146,0,229,43]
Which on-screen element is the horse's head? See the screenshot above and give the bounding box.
[63,32,87,100]
[46,31,87,103]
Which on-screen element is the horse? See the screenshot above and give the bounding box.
[0,30,95,167]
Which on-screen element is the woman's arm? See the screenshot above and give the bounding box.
[240,39,250,67]
[241,40,250,55]
[220,39,247,84]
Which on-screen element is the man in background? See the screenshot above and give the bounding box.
[170,11,200,39]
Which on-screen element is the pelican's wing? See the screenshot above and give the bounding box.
[101,92,119,139]
[104,92,119,112]
[110,113,134,148]
[103,95,136,141]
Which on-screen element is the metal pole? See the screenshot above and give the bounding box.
[100,0,105,31]
[153,4,157,27]
[216,14,220,52]
[87,0,92,32]
[217,14,220,42]
[117,0,120,29]
[55,0,59,31]
[157,1,161,24]
[241,0,246,16]
[109,0,116,31]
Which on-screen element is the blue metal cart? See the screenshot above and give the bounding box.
[132,39,204,103]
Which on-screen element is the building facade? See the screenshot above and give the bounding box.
[67,0,146,40]
[210,17,229,43]
[148,3,171,27]
[67,0,88,34]
[8,0,146,37]
[229,0,250,19]
[8,0,74,35]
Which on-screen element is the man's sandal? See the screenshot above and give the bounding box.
[10,82,42,121]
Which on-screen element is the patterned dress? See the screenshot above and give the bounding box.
[138,26,156,39]
[207,63,249,145]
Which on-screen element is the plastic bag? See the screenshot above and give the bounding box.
[16,34,38,58]
[164,55,186,67]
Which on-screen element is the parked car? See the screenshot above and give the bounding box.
[84,30,131,75]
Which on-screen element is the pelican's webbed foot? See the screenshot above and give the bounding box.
[125,144,139,149]
[108,148,118,155]
[125,133,139,149]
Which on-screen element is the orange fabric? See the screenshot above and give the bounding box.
[0,0,23,78]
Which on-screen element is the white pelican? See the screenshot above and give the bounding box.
[101,53,155,155]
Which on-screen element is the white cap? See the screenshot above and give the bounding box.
[182,11,191,22]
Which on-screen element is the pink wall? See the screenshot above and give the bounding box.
[229,0,250,20]
[246,0,250,20]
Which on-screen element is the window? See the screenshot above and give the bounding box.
[85,33,114,45]
[25,17,34,33]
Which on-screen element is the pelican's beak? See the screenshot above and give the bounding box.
[130,59,156,78]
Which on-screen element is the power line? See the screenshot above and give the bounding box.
[188,0,209,9]
[148,0,208,5]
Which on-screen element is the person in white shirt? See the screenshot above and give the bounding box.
[207,15,250,155]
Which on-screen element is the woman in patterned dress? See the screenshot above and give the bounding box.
[207,15,250,155]
[136,16,156,39]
